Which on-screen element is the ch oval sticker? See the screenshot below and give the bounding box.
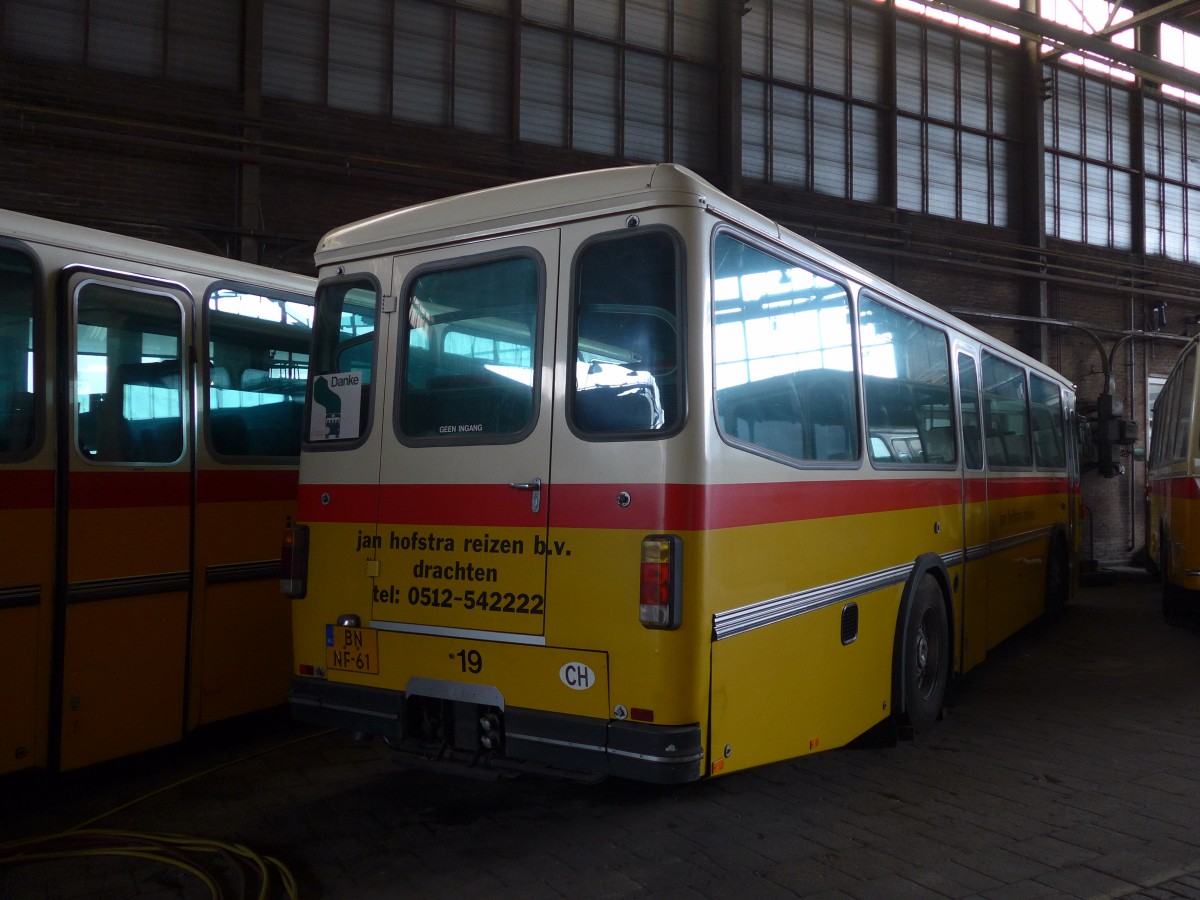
[559,662,595,691]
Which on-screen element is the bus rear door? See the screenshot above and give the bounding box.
[371,234,557,653]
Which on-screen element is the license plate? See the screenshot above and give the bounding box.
[325,625,379,674]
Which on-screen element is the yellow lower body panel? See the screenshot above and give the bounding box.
[195,580,293,725]
[59,593,188,771]
[0,605,44,774]
[709,586,898,776]
[325,630,612,721]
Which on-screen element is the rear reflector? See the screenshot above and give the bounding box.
[281,523,310,598]
[639,534,682,629]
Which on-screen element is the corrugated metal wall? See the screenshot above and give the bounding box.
[5,0,1200,561]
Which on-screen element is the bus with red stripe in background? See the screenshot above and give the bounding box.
[283,164,1078,782]
[0,210,314,774]
[1147,334,1200,620]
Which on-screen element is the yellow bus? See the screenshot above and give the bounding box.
[1147,335,1199,619]
[0,210,314,774]
[284,165,1077,782]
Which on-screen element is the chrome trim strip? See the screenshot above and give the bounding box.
[325,702,396,719]
[606,746,706,764]
[0,584,40,610]
[713,561,915,641]
[369,620,547,646]
[505,732,606,755]
[712,526,1056,641]
[206,559,280,584]
[965,543,989,562]
[67,571,191,604]
[506,731,704,766]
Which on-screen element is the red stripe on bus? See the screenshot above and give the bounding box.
[985,476,1070,501]
[699,479,967,531]
[298,483,381,522]
[0,469,54,509]
[299,475,1069,531]
[69,470,190,508]
[964,478,988,504]
[197,469,299,503]
[1150,476,1200,500]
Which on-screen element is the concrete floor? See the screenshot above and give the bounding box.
[4,569,1200,899]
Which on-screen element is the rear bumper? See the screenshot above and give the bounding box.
[289,676,704,784]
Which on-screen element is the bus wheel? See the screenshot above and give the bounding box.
[900,575,949,734]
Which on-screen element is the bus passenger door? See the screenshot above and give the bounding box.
[191,288,313,727]
[0,242,52,774]
[368,232,558,648]
[58,270,193,770]
[956,349,988,671]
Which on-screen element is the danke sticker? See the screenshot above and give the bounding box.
[310,371,362,441]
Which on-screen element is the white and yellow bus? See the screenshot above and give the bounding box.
[284,165,1078,782]
[1147,335,1199,618]
[0,211,314,774]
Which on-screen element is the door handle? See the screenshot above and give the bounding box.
[508,477,542,513]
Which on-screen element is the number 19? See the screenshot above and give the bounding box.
[455,649,483,674]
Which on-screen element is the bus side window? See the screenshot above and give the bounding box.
[1155,365,1181,468]
[0,247,39,458]
[75,283,185,464]
[712,232,858,464]
[799,371,856,461]
[955,355,984,472]
[717,375,806,459]
[860,292,953,468]
[206,288,313,459]
[1030,373,1066,469]
[1171,349,1196,462]
[1151,376,1174,469]
[982,352,1032,469]
[119,360,185,462]
[957,353,984,471]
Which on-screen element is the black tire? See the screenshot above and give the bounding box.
[900,574,950,734]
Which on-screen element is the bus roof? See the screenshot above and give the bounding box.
[1,208,315,295]
[315,164,778,265]
[315,164,1072,389]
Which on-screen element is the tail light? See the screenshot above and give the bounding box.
[281,523,310,598]
[640,534,682,629]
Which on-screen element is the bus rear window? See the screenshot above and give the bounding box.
[571,230,683,436]
[307,279,377,444]
[398,255,541,442]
